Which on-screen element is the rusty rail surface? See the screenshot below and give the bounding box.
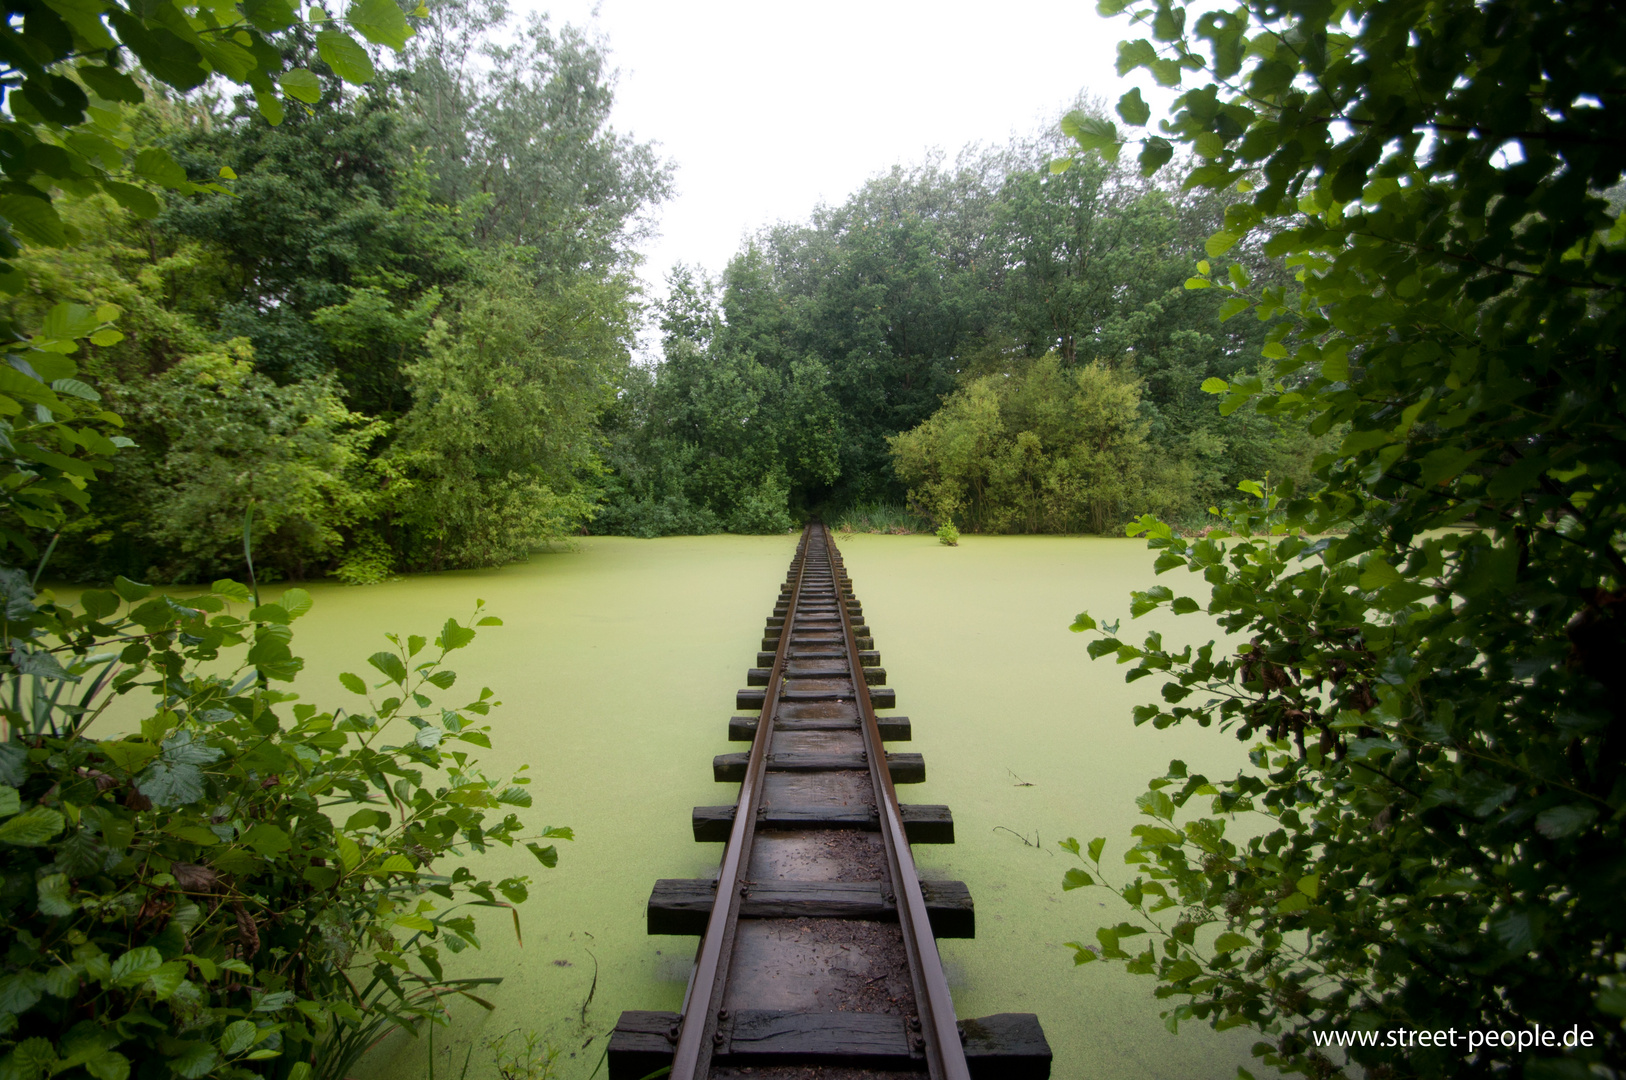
[610,524,1050,1079]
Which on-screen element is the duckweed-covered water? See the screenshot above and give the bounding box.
[273,534,1258,1080]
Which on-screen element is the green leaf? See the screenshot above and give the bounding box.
[79,64,146,104]
[1087,837,1106,862]
[250,603,290,623]
[0,806,65,846]
[0,194,68,246]
[279,588,312,618]
[163,824,221,846]
[99,739,159,774]
[241,823,291,855]
[79,588,120,619]
[345,808,389,831]
[101,180,162,218]
[1062,868,1094,890]
[35,872,75,916]
[438,618,476,651]
[0,785,17,817]
[1115,87,1151,126]
[340,672,368,695]
[1061,111,1119,155]
[316,29,376,84]
[1534,805,1597,839]
[210,579,252,603]
[1204,230,1240,258]
[133,148,188,189]
[278,67,322,103]
[347,0,415,49]
[85,1050,130,1080]
[110,946,163,985]
[1274,892,1310,914]
[52,378,100,400]
[243,0,298,31]
[218,1020,257,1056]
[137,761,205,807]
[167,1042,219,1079]
[1212,932,1250,953]
[113,575,152,601]
[368,651,407,684]
[254,83,286,125]
[336,834,361,870]
[1138,136,1174,175]
[526,842,557,868]
[145,960,188,1000]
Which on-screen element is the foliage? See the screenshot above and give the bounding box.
[0,0,407,327]
[1062,0,1626,1075]
[387,258,624,568]
[889,355,1190,534]
[599,139,1301,530]
[592,278,838,537]
[1,0,666,582]
[138,345,385,583]
[0,303,132,555]
[0,569,568,1080]
[935,524,959,547]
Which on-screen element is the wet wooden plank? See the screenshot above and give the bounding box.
[693,803,954,843]
[606,1010,676,1080]
[728,715,911,741]
[739,686,895,710]
[748,666,887,686]
[721,1009,912,1065]
[647,878,974,937]
[712,751,925,784]
[961,1013,1053,1078]
[608,1009,1050,1078]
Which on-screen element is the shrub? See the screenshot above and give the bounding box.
[935,524,960,547]
[889,355,1191,534]
[0,572,567,1080]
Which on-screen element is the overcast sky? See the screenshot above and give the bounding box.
[518,0,1145,346]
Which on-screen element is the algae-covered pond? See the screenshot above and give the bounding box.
[274,534,1257,1080]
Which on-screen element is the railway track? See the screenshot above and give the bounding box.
[610,524,1050,1079]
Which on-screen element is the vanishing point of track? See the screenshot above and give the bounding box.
[610,524,1051,1079]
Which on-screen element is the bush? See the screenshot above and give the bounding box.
[0,572,567,1080]
[935,524,960,547]
[889,355,1191,534]
[1060,0,1625,1069]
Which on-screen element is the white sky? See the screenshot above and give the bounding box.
[522,0,1149,337]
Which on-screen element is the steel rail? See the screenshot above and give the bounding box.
[824,530,972,1080]
[668,525,813,1080]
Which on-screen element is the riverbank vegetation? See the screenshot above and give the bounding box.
[1062,0,1626,1076]
[6,0,668,584]
[599,136,1328,537]
[0,4,573,1076]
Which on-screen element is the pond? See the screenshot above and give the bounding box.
[267,533,1259,1080]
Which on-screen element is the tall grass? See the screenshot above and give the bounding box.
[833,502,929,534]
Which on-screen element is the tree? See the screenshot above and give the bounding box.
[387,256,626,568]
[1061,0,1626,1075]
[890,355,1190,533]
[0,0,408,560]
